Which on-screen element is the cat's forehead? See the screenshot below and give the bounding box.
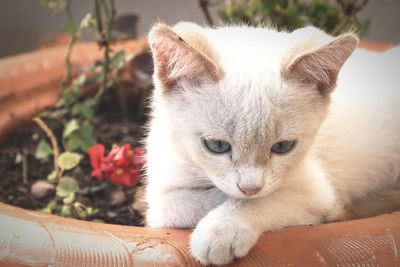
[201,25,333,79]
[197,76,278,141]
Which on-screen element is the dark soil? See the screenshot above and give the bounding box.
[0,115,146,226]
[0,53,153,226]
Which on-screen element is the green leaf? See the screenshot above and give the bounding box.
[57,152,81,170]
[35,139,53,160]
[65,135,82,151]
[56,176,79,197]
[86,206,97,216]
[48,200,59,211]
[73,202,88,219]
[79,122,96,149]
[71,100,94,118]
[79,122,93,138]
[63,192,75,204]
[47,170,58,181]
[79,13,94,30]
[42,200,59,214]
[74,74,87,86]
[79,136,96,151]
[63,119,79,138]
[60,205,72,217]
[64,121,96,152]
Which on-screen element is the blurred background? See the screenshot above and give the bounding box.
[0,0,399,58]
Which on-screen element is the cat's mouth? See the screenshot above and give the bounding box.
[257,180,281,198]
[236,182,280,199]
[236,182,263,196]
[212,176,281,199]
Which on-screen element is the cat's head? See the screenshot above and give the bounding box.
[149,22,358,199]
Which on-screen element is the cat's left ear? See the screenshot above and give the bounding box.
[282,33,359,94]
[148,23,222,91]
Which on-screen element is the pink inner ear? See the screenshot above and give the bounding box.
[284,35,358,94]
[152,36,213,88]
[291,51,339,89]
[151,40,182,88]
[149,24,222,91]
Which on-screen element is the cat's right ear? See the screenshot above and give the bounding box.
[282,33,359,95]
[148,23,222,91]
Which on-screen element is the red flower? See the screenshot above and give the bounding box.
[109,168,140,187]
[88,143,146,187]
[106,144,132,168]
[87,144,105,181]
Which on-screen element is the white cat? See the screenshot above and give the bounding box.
[144,22,400,265]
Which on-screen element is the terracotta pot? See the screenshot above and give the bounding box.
[0,40,399,266]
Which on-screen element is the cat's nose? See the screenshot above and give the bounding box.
[237,183,262,196]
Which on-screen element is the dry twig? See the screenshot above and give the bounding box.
[33,117,60,177]
[22,150,28,185]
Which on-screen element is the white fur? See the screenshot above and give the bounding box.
[145,23,400,265]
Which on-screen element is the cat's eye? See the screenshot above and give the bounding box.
[271,140,297,154]
[203,139,231,154]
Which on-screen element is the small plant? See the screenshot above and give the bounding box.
[31,0,146,221]
[204,0,370,36]
[33,116,97,219]
[39,0,124,154]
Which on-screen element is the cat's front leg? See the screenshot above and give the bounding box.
[146,187,226,228]
[190,200,261,265]
[190,184,335,265]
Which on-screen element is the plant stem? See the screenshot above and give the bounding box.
[33,117,60,178]
[94,0,115,101]
[199,0,215,27]
[61,0,77,89]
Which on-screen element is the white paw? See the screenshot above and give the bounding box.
[190,214,259,265]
